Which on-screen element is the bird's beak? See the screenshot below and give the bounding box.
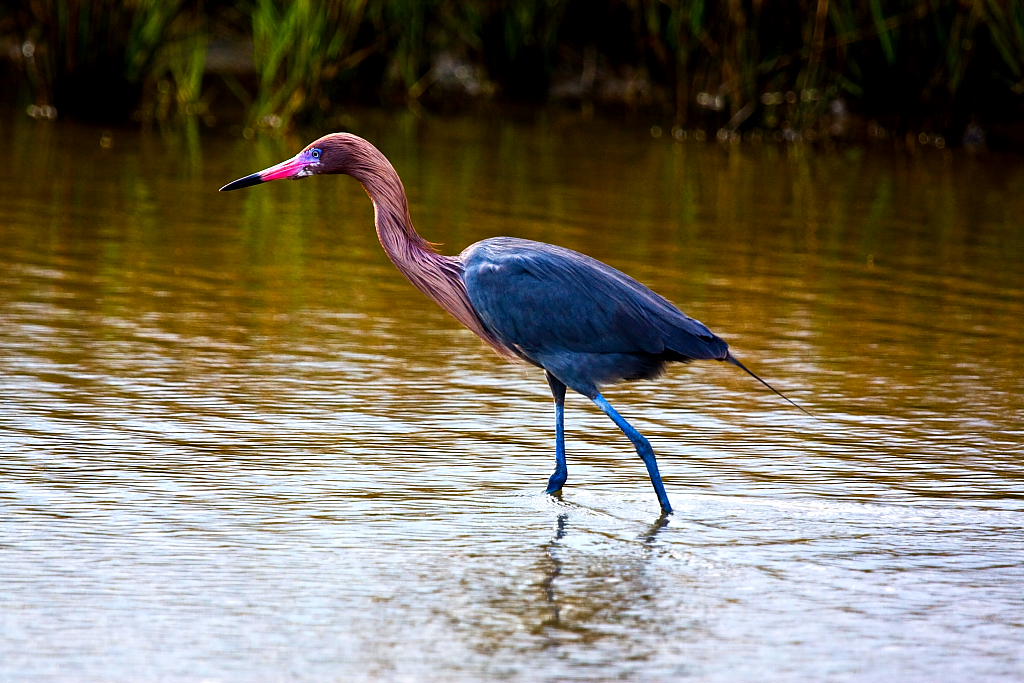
[219,153,308,192]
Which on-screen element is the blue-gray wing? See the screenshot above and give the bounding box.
[461,237,728,362]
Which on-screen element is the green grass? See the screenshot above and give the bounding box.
[7,0,203,120]
[3,0,1023,139]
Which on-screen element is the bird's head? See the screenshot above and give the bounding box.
[219,133,366,192]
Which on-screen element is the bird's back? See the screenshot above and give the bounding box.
[461,237,728,397]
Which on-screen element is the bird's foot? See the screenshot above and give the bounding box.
[545,470,567,495]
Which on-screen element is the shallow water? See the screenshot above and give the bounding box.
[1,111,1022,681]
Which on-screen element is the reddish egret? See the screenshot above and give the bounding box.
[220,133,804,514]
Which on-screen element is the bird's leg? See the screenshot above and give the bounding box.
[545,372,568,494]
[591,394,673,514]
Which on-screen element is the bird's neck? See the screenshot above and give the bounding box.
[349,153,508,355]
[359,164,436,268]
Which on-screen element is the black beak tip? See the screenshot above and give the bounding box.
[219,173,263,192]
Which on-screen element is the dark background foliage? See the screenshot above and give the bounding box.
[2,1,1023,146]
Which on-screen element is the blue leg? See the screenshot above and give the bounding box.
[545,372,568,494]
[591,394,673,514]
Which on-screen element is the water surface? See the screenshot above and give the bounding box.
[1,112,1022,681]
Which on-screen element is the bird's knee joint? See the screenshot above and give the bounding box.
[632,435,654,457]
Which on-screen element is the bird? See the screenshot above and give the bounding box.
[220,132,806,514]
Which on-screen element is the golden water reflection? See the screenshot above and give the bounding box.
[1,111,1022,680]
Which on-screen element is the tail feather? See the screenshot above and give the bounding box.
[725,353,812,417]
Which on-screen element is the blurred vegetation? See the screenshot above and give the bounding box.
[2,0,1024,144]
[3,0,206,120]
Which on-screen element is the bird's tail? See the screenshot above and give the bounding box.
[724,353,812,417]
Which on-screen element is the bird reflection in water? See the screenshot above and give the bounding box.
[536,511,672,639]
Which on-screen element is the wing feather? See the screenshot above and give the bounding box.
[462,237,727,362]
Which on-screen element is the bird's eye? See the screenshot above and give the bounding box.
[311,148,321,160]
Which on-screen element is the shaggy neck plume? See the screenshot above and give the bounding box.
[337,137,508,355]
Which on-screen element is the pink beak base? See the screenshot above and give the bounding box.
[219,154,306,191]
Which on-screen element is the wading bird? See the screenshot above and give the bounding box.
[220,133,804,514]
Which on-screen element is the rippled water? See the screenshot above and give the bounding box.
[2,111,1023,681]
